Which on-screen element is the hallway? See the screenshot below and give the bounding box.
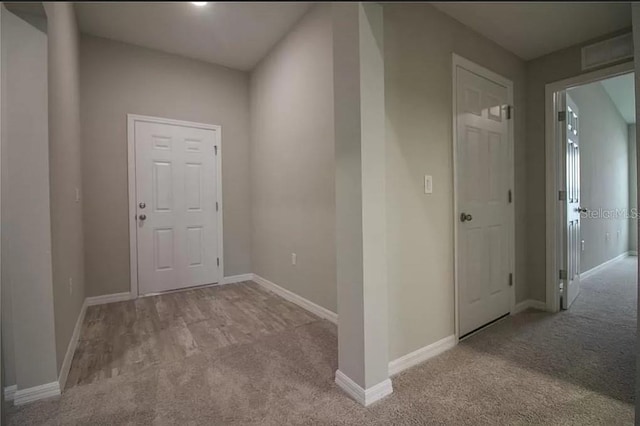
[8,258,636,425]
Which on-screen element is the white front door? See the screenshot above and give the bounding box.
[134,120,220,295]
[456,65,511,337]
[561,94,581,309]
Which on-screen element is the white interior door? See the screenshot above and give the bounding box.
[135,120,220,295]
[456,65,511,337]
[561,94,581,309]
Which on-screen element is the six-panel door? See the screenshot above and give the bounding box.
[135,120,219,295]
[456,66,511,337]
[562,94,581,309]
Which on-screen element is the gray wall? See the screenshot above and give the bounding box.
[332,2,390,388]
[0,7,4,413]
[525,30,633,303]
[45,1,85,375]
[1,7,58,389]
[80,35,252,297]
[629,124,637,252]
[250,4,336,312]
[569,82,630,272]
[383,3,527,360]
[632,5,640,421]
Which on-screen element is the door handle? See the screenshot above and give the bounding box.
[139,214,147,221]
[577,207,588,213]
[460,212,473,222]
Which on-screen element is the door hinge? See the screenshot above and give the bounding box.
[508,189,512,203]
[216,201,219,212]
[214,145,218,156]
[506,105,513,120]
[217,257,220,267]
[508,273,513,287]
[559,269,567,280]
[559,190,567,201]
[558,111,566,122]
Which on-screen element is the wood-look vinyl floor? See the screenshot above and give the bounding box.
[65,281,319,389]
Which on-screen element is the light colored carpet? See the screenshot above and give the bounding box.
[8,258,636,425]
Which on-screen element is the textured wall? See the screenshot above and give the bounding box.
[1,7,58,388]
[45,1,86,375]
[250,4,336,312]
[569,82,630,272]
[629,124,637,252]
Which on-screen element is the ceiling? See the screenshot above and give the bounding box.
[432,2,632,61]
[75,3,633,70]
[601,73,635,124]
[4,2,45,17]
[74,2,312,71]
[4,2,47,33]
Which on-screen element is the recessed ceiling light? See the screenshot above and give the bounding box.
[191,2,208,6]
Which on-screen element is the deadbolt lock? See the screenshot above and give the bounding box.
[139,202,146,209]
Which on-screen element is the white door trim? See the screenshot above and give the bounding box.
[127,114,224,298]
[544,61,634,312]
[452,54,516,340]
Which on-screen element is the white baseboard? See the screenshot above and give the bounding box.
[5,298,87,405]
[334,370,393,406]
[388,335,456,376]
[220,273,254,285]
[580,251,631,281]
[5,300,86,405]
[86,292,133,306]
[88,275,251,304]
[252,274,338,324]
[4,385,16,402]
[13,276,252,405]
[13,382,60,406]
[512,299,548,314]
[6,273,343,407]
[58,299,88,391]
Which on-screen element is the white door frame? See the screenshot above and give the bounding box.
[127,114,224,298]
[452,54,516,339]
[544,61,634,312]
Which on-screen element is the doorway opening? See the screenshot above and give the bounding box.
[563,73,636,312]
[545,62,636,314]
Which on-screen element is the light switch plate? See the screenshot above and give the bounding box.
[424,175,433,194]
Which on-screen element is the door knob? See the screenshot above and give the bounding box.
[577,207,588,213]
[139,214,147,221]
[460,212,473,222]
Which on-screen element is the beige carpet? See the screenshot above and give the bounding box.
[8,258,636,425]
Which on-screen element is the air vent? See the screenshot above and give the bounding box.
[582,33,633,71]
